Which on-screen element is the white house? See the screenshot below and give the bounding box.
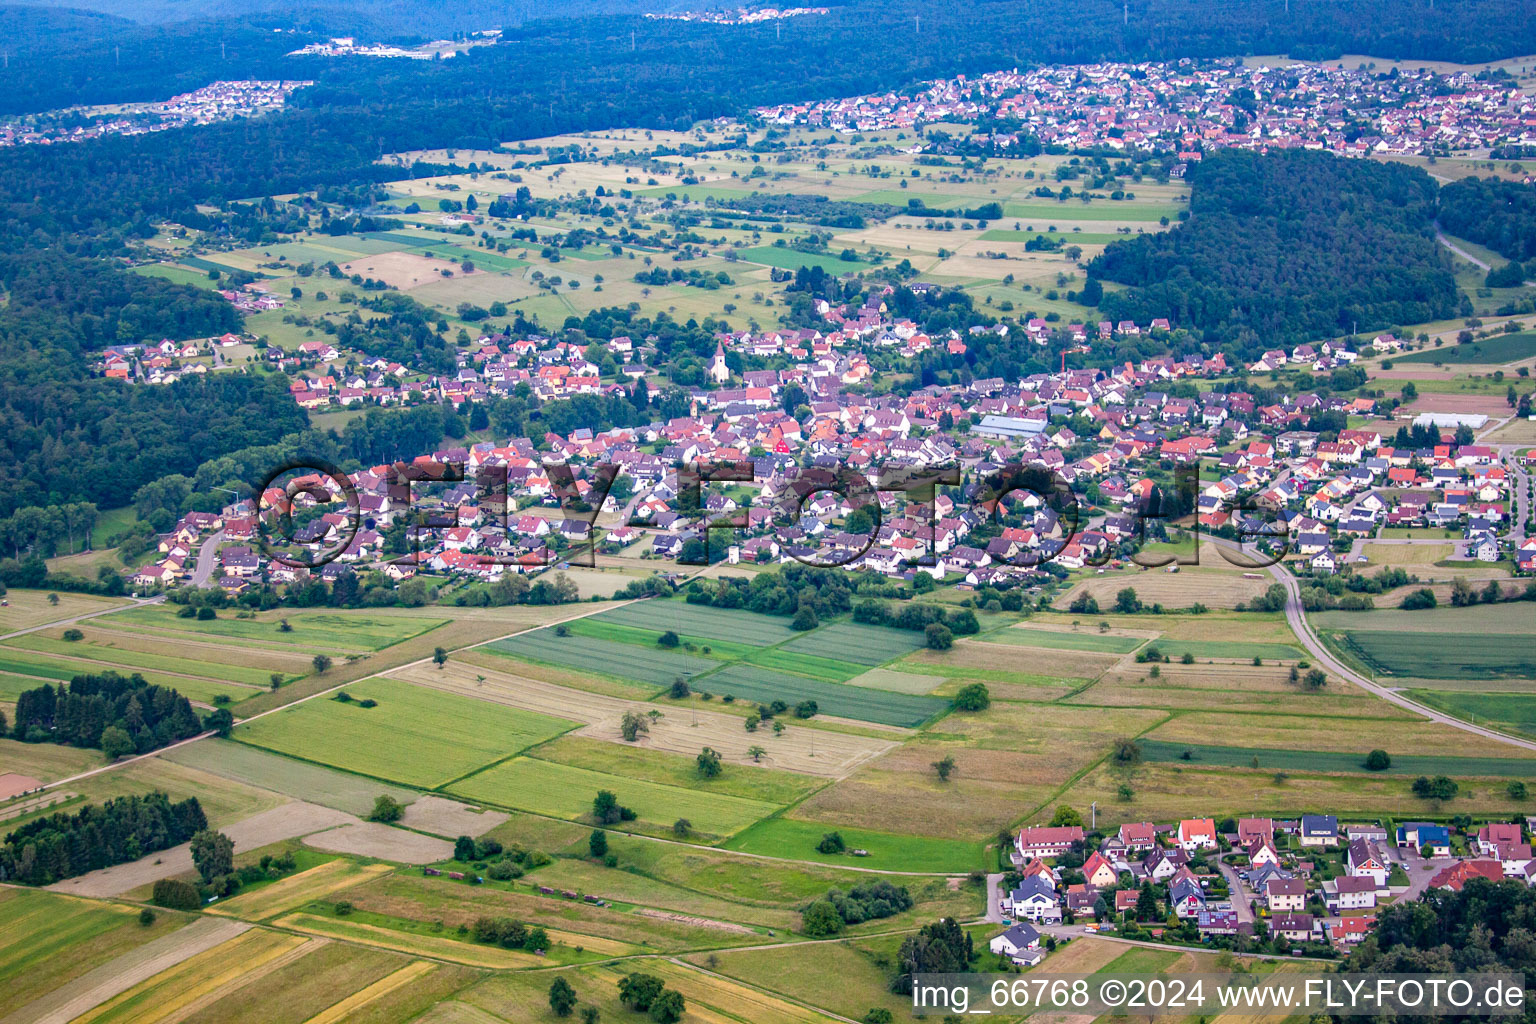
[989,923,1045,966]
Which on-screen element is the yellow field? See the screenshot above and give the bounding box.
[272,913,544,968]
[208,861,394,921]
[74,929,311,1024]
[302,960,437,1024]
[390,662,893,777]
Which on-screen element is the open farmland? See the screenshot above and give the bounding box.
[449,756,780,839]
[778,621,927,664]
[0,589,129,633]
[390,661,893,776]
[994,624,1148,654]
[102,605,444,653]
[1408,691,1536,740]
[206,861,394,922]
[701,664,946,727]
[235,676,576,787]
[1137,738,1536,777]
[161,739,418,817]
[591,601,793,644]
[1394,330,1536,363]
[485,630,716,686]
[1326,628,1536,680]
[724,816,986,873]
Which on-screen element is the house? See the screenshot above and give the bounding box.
[1006,877,1062,923]
[1323,874,1379,911]
[1169,869,1205,918]
[1139,848,1189,881]
[1238,818,1275,846]
[1329,917,1371,947]
[1475,823,1524,856]
[1017,826,1084,859]
[1197,909,1241,936]
[1083,852,1119,888]
[1346,839,1389,887]
[1272,913,1317,944]
[1118,822,1158,852]
[1397,822,1451,857]
[1247,839,1281,868]
[1429,860,1505,892]
[1265,877,1308,913]
[989,922,1045,966]
[1298,814,1339,847]
[1178,818,1218,851]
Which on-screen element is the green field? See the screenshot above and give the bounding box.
[978,229,1136,245]
[1148,639,1306,661]
[418,243,529,271]
[132,263,222,288]
[486,631,717,685]
[235,677,576,787]
[104,607,443,652]
[1314,603,1536,634]
[0,647,260,705]
[1001,202,1180,221]
[530,735,823,805]
[1407,691,1536,741]
[723,817,985,873]
[778,622,926,665]
[163,739,419,817]
[1138,739,1536,777]
[591,602,793,645]
[1394,331,1536,364]
[992,628,1147,654]
[738,647,864,683]
[0,890,183,1011]
[358,230,440,248]
[6,635,286,688]
[449,756,779,839]
[1329,630,1536,680]
[737,246,872,273]
[699,665,946,728]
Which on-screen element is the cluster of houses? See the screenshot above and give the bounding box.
[98,334,248,385]
[755,58,1536,158]
[988,815,1536,967]
[0,80,311,148]
[119,303,1529,592]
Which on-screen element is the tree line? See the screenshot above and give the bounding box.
[12,672,207,758]
[0,791,207,886]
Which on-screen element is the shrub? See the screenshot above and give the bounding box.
[817,831,846,854]
[1364,749,1392,771]
[152,878,202,910]
[368,794,405,822]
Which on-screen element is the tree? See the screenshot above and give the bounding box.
[818,831,846,854]
[672,818,690,836]
[138,907,156,926]
[269,673,283,691]
[1049,805,1083,828]
[696,747,722,778]
[1114,587,1142,614]
[864,1010,895,1024]
[549,977,578,1017]
[792,606,819,630]
[747,745,766,762]
[433,646,449,669]
[618,973,665,1011]
[312,654,332,674]
[668,677,691,699]
[152,878,202,910]
[745,713,760,732]
[1364,749,1392,771]
[925,622,954,649]
[802,899,845,936]
[369,795,405,822]
[648,989,685,1024]
[190,829,234,883]
[620,709,649,742]
[772,720,785,736]
[593,790,623,825]
[203,707,233,737]
[1135,883,1159,921]
[589,829,608,858]
[1111,737,1143,765]
[100,725,134,761]
[1302,669,1328,690]
[932,755,957,782]
[47,592,59,606]
[1412,775,1460,801]
[581,1008,600,1024]
[455,835,478,861]
[952,683,990,711]
[657,630,680,648]
[1508,781,1528,800]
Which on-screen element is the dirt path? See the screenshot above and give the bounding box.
[0,917,250,1024]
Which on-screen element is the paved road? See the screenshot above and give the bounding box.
[1437,231,1493,272]
[188,530,224,588]
[1240,542,1536,752]
[1215,855,1256,927]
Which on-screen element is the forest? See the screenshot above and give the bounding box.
[1088,149,1462,349]
[11,672,206,756]
[1437,176,1536,265]
[0,791,208,886]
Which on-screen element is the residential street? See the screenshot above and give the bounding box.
[187,530,224,588]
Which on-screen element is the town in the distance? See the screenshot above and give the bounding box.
[2,3,1536,1023]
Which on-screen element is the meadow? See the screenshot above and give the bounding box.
[591,601,792,644]
[163,739,419,817]
[1137,738,1536,777]
[723,816,986,873]
[1394,330,1536,364]
[1407,690,1536,740]
[700,665,946,727]
[0,589,129,633]
[778,621,926,664]
[449,755,780,839]
[1327,628,1536,680]
[235,677,577,788]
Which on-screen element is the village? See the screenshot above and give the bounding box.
[114,286,1535,595]
[754,57,1536,160]
[988,815,1535,966]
